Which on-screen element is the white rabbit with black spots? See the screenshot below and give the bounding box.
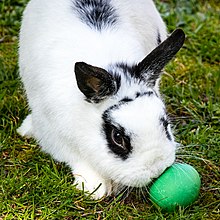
[18,0,185,199]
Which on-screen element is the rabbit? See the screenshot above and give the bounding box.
[18,0,185,199]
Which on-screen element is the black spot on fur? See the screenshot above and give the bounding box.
[120,97,133,103]
[115,63,137,76]
[157,31,161,45]
[102,109,132,160]
[73,0,118,31]
[115,63,139,81]
[160,117,172,141]
[136,91,155,98]
[110,62,149,84]
[135,92,141,98]
[108,62,142,87]
[114,74,121,94]
[144,91,154,96]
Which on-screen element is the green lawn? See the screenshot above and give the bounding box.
[0,0,219,219]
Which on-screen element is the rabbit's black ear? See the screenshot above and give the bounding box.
[75,62,118,103]
[137,29,185,87]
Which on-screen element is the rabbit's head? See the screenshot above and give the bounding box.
[74,29,185,188]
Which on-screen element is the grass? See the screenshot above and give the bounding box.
[0,0,219,219]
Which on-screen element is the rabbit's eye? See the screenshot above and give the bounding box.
[102,120,132,159]
[111,129,126,150]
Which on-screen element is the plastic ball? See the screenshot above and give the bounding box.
[149,163,201,212]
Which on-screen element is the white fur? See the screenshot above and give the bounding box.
[18,0,176,199]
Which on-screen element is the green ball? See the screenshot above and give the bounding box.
[149,163,201,212]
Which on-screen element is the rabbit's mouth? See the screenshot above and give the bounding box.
[110,160,175,198]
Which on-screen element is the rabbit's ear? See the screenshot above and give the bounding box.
[137,29,185,87]
[75,62,117,103]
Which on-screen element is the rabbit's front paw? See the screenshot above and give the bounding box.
[73,162,112,199]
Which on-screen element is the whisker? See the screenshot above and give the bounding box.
[176,158,184,163]
[176,154,213,164]
[176,144,201,150]
[140,186,149,202]
[136,187,141,200]
[114,185,133,201]
[176,151,205,159]
[177,149,205,153]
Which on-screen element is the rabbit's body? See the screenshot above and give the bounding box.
[18,0,185,199]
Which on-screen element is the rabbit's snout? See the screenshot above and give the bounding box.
[136,154,175,187]
[145,147,175,173]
